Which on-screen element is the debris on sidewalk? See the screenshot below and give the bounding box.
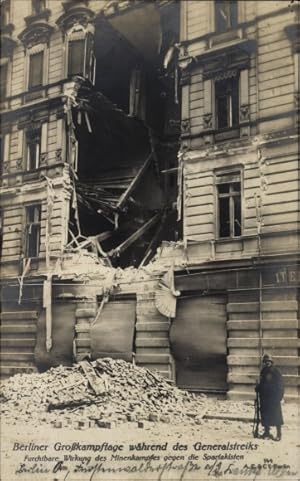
[0,358,208,429]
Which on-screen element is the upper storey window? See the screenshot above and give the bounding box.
[0,0,11,28]
[0,62,8,98]
[0,136,3,176]
[56,4,95,83]
[215,0,238,33]
[216,170,242,238]
[28,50,44,88]
[18,22,53,94]
[26,128,41,170]
[215,75,239,129]
[68,38,86,77]
[31,0,46,15]
[66,25,95,82]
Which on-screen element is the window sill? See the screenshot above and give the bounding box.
[216,236,243,243]
[214,127,240,142]
[23,171,40,181]
[24,88,45,103]
[200,126,241,142]
[1,163,65,180]
[197,37,256,62]
[209,28,243,47]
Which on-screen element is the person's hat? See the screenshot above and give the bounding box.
[262,353,273,363]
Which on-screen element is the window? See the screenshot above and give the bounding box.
[32,0,46,14]
[216,171,241,238]
[0,0,10,28]
[0,136,2,176]
[215,0,238,32]
[28,50,44,89]
[25,205,41,257]
[0,63,8,99]
[68,39,85,77]
[215,75,239,129]
[26,129,41,170]
[66,29,96,83]
[0,211,3,259]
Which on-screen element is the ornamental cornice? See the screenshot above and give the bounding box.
[18,22,54,48]
[56,5,95,32]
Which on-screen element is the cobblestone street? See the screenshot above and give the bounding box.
[1,400,299,481]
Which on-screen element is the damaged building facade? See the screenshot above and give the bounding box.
[0,0,299,401]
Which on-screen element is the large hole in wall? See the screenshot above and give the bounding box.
[68,2,181,268]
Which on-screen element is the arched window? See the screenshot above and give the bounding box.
[18,23,53,92]
[56,4,96,84]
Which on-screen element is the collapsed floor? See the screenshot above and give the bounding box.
[65,77,181,269]
[0,357,208,429]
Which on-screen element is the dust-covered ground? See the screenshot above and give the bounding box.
[1,400,299,481]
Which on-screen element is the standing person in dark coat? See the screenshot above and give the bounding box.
[255,353,284,441]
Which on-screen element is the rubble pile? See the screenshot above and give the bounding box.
[0,358,208,429]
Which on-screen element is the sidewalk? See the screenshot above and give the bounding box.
[204,399,299,423]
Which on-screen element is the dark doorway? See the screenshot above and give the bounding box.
[170,295,227,392]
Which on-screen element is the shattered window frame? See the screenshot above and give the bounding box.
[215,0,238,33]
[216,170,242,239]
[25,204,41,258]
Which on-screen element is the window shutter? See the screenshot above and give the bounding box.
[239,69,249,108]
[3,133,10,163]
[56,118,65,161]
[181,83,190,122]
[41,123,48,154]
[239,69,250,132]
[40,123,48,164]
[85,34,96,83]
[203,78,214,129]
[0,63,7,98]
[17,130,24,164]
[294,53,299,103]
